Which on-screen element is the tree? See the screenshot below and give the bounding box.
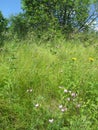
[21,0,98,35]
[9,13,28,39]
[21,0,58,31]
[0,11,7,45]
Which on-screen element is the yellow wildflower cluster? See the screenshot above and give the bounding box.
[89,57,94,62]
[71,57,95,62]
[72,58,77,61]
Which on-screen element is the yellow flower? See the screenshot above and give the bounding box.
[72,58,77,61]
[89,57,94,62]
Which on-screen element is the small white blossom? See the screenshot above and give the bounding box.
[67,98,70,101]
[71,93,76,97]
[61,107,67,112]
[61,108,65,112]
[26,89,33,93]
[35,104,39,108]
[29,89,33,92]
[76,104,81,108]
[59,105,63,109]
[64,89,68,93]
[68,90,71,93]
[49,119,54,123]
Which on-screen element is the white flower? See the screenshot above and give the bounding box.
[49,119,54,123]
[68,90,71,93]
[61,108,65,112]
[64,89,68,93]
[61,107,67,112]
[26,89,33,93]
[29,89,33,92]
[59,105,63,109]
[71,93,76,97]
[67,98,70,101]
[76,104,81,108]
[35,104,39,108]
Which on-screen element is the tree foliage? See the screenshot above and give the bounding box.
[4,1,98,41]
[21,0,98,34]
[0,11,7,34]
[8,13,28,39]
[0,11,8,45]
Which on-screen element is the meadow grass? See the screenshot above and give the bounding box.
[0,39,98,130]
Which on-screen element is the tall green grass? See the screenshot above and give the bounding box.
[0,39,98,130]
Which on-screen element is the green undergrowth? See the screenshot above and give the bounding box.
[0,39,98,130]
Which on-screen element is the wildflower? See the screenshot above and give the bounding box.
[49,119,54,123]
[72,58,77,61]
[61,108,65,112]
[26,89,33,93]
[61,107,67,112]
[64,89,68,93]
[29,89,33,92]
[76,104,81,108]
[59,105,63,109]
[35,104,39,108]
[67,98,70,101]
[89,57,94,62]
[68,90,71,93]
[71,93,76,97]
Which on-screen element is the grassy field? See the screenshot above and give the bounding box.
[0,39,98,130]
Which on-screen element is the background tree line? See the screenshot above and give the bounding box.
[0,0,98,43]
